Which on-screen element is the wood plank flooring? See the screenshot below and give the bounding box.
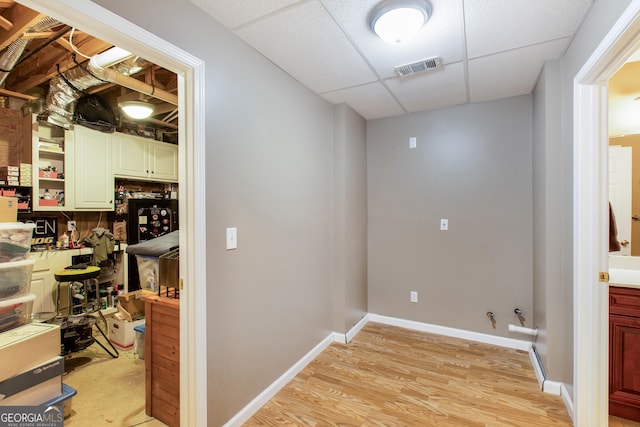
[245,322,573,426]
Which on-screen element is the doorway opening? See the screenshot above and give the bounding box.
[16,1,207,425]
[574,2,640,426]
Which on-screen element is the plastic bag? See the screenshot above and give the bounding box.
[73,94,116,132]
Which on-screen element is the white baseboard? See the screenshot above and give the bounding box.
[223,333,335,427]
[527,346,564,396]
[333,314,370,344]
[529,347,545,390]
[346,313,370,343]
[543,379,563,395]
[561,383,575,424]
[369,314,532,351]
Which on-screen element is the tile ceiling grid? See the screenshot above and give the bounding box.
[190,0,596,120]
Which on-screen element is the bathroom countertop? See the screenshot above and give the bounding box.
[609,268,640,288]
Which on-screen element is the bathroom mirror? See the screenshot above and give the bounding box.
[608,52,640,279]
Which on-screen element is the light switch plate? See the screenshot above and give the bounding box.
[440,219,448,231]
[409,137,417,149]
[226,227,237,250]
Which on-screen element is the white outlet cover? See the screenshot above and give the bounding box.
[409,137,417,149]
[410,291,418,302]
[440,219,448,231]
[226,227,237,250]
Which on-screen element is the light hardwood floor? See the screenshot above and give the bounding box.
[246,322,573,426]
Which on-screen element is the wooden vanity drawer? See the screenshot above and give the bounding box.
[610,286,640,317]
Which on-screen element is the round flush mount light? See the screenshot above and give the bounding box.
[369,0,432,44]
[119,100,155,120]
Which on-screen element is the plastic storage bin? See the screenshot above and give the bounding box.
[0,293,35,333]
[0,259,35,301]
[134,323,145,359]
[0,222,35,262]
[41,383,77,418]
[135,255,159,291]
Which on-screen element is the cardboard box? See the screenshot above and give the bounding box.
[0,196,17,222]
[0,323,60,383]
[117,290,152,321]
[38,170,58,179]
[108,318,144,350]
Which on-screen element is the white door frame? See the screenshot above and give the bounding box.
[574,1,640,425]
[16,1,208,426]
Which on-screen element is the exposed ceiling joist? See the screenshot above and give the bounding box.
[0,4,42,51]
[0,14,12,31]
[5,36,111,93]
[0,87,35,100]
[0,3,178,128]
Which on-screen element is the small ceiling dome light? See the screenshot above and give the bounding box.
[119,100,155,120]
[370,0,432,44]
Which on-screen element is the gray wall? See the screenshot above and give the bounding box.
[532,60,563,377]
[93,0,338,424]
[367,96,533,336]
[531,0,634,398]
[333,104,368,333]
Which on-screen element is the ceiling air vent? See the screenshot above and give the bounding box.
[394,57,442,77]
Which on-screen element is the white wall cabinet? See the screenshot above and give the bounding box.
[112,133,178,182]
[66,126,114,210]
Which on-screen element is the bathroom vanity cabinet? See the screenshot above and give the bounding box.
[609,286,640,421]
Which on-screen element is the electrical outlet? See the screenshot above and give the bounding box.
[410,291,418,303]
[67,221,76,232]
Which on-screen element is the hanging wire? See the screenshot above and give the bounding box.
[68,27,92,60]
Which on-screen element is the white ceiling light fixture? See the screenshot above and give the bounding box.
[369,0,432,44]
[119,100,155,120]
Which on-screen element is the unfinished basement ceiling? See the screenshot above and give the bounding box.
[191,0,595,120]
[0,2,178,131]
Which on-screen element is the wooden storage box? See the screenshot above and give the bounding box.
[145,295,179,426]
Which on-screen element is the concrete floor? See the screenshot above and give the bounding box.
[61,339,167,427]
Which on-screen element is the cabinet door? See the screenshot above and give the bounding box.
[149,141,178,182]
[610,313,640,421]
[112,133,149,179]
[31,270,54,314]
[72,127,113,210]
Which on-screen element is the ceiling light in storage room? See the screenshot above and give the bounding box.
[119,100,155,119]
[369,0,432,44]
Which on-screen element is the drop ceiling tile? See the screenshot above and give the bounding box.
[468,38,570,103]
[384,61,467,113]
[236,1,377,94]
[465,0,593,58]
[322,82,405,119]
[190,0,304,29]
[322,0,465,79]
